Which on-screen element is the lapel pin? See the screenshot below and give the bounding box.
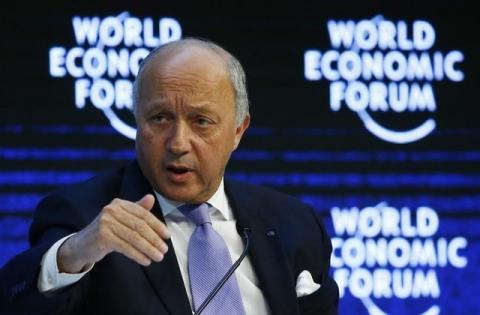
[266,230,276,237]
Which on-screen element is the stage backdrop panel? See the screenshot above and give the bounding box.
[1,2,479,314]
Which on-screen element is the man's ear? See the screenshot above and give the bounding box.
[233,114,250,150]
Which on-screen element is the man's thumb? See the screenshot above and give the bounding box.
[137,194,155,211]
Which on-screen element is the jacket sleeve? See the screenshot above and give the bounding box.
[0,194,89,315]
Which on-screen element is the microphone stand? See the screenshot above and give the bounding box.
[193,228,250,315]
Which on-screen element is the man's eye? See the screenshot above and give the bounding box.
[151,115,168,123]
[196,117,213,126]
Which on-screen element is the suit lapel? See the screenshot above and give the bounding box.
[119,162,192,315]
[118,163,299,314]
[226,180,299,315]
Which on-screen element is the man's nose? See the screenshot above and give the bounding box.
[166,121,191,155]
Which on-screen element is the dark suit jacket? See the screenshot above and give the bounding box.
[0,161,338,315]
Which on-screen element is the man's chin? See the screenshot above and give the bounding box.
[157,185,209,204]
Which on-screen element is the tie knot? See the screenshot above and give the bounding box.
[178,202,211,225]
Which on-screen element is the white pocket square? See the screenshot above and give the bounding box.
[295,270,321,297]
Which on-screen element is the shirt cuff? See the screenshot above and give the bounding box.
[37,233,94,293]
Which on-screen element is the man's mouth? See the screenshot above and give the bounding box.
[165,165,194,183]
[166,166,190,174]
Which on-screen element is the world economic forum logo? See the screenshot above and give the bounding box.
[48,12,182,139]
[330,202,467,315]
[304,16,464,144]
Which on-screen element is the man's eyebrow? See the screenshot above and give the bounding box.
[189,104,223,116]
[189,102,216,110]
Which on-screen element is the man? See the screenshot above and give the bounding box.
[0,38,338,314]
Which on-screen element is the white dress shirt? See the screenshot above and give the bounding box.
[38,179,270,315]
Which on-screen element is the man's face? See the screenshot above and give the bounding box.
[135,46,249,203]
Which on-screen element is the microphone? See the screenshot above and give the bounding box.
[193,228,250,315]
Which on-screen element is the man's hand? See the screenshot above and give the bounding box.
[57,194,170,273]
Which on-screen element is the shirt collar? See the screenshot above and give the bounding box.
[154,178,230,221]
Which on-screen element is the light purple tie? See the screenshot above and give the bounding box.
[178,203,246,315]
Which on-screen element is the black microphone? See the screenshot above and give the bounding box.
[193,228,250,315]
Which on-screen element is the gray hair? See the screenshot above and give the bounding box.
[132,38,249,126]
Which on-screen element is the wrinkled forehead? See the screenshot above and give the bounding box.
[137,45,234,106]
